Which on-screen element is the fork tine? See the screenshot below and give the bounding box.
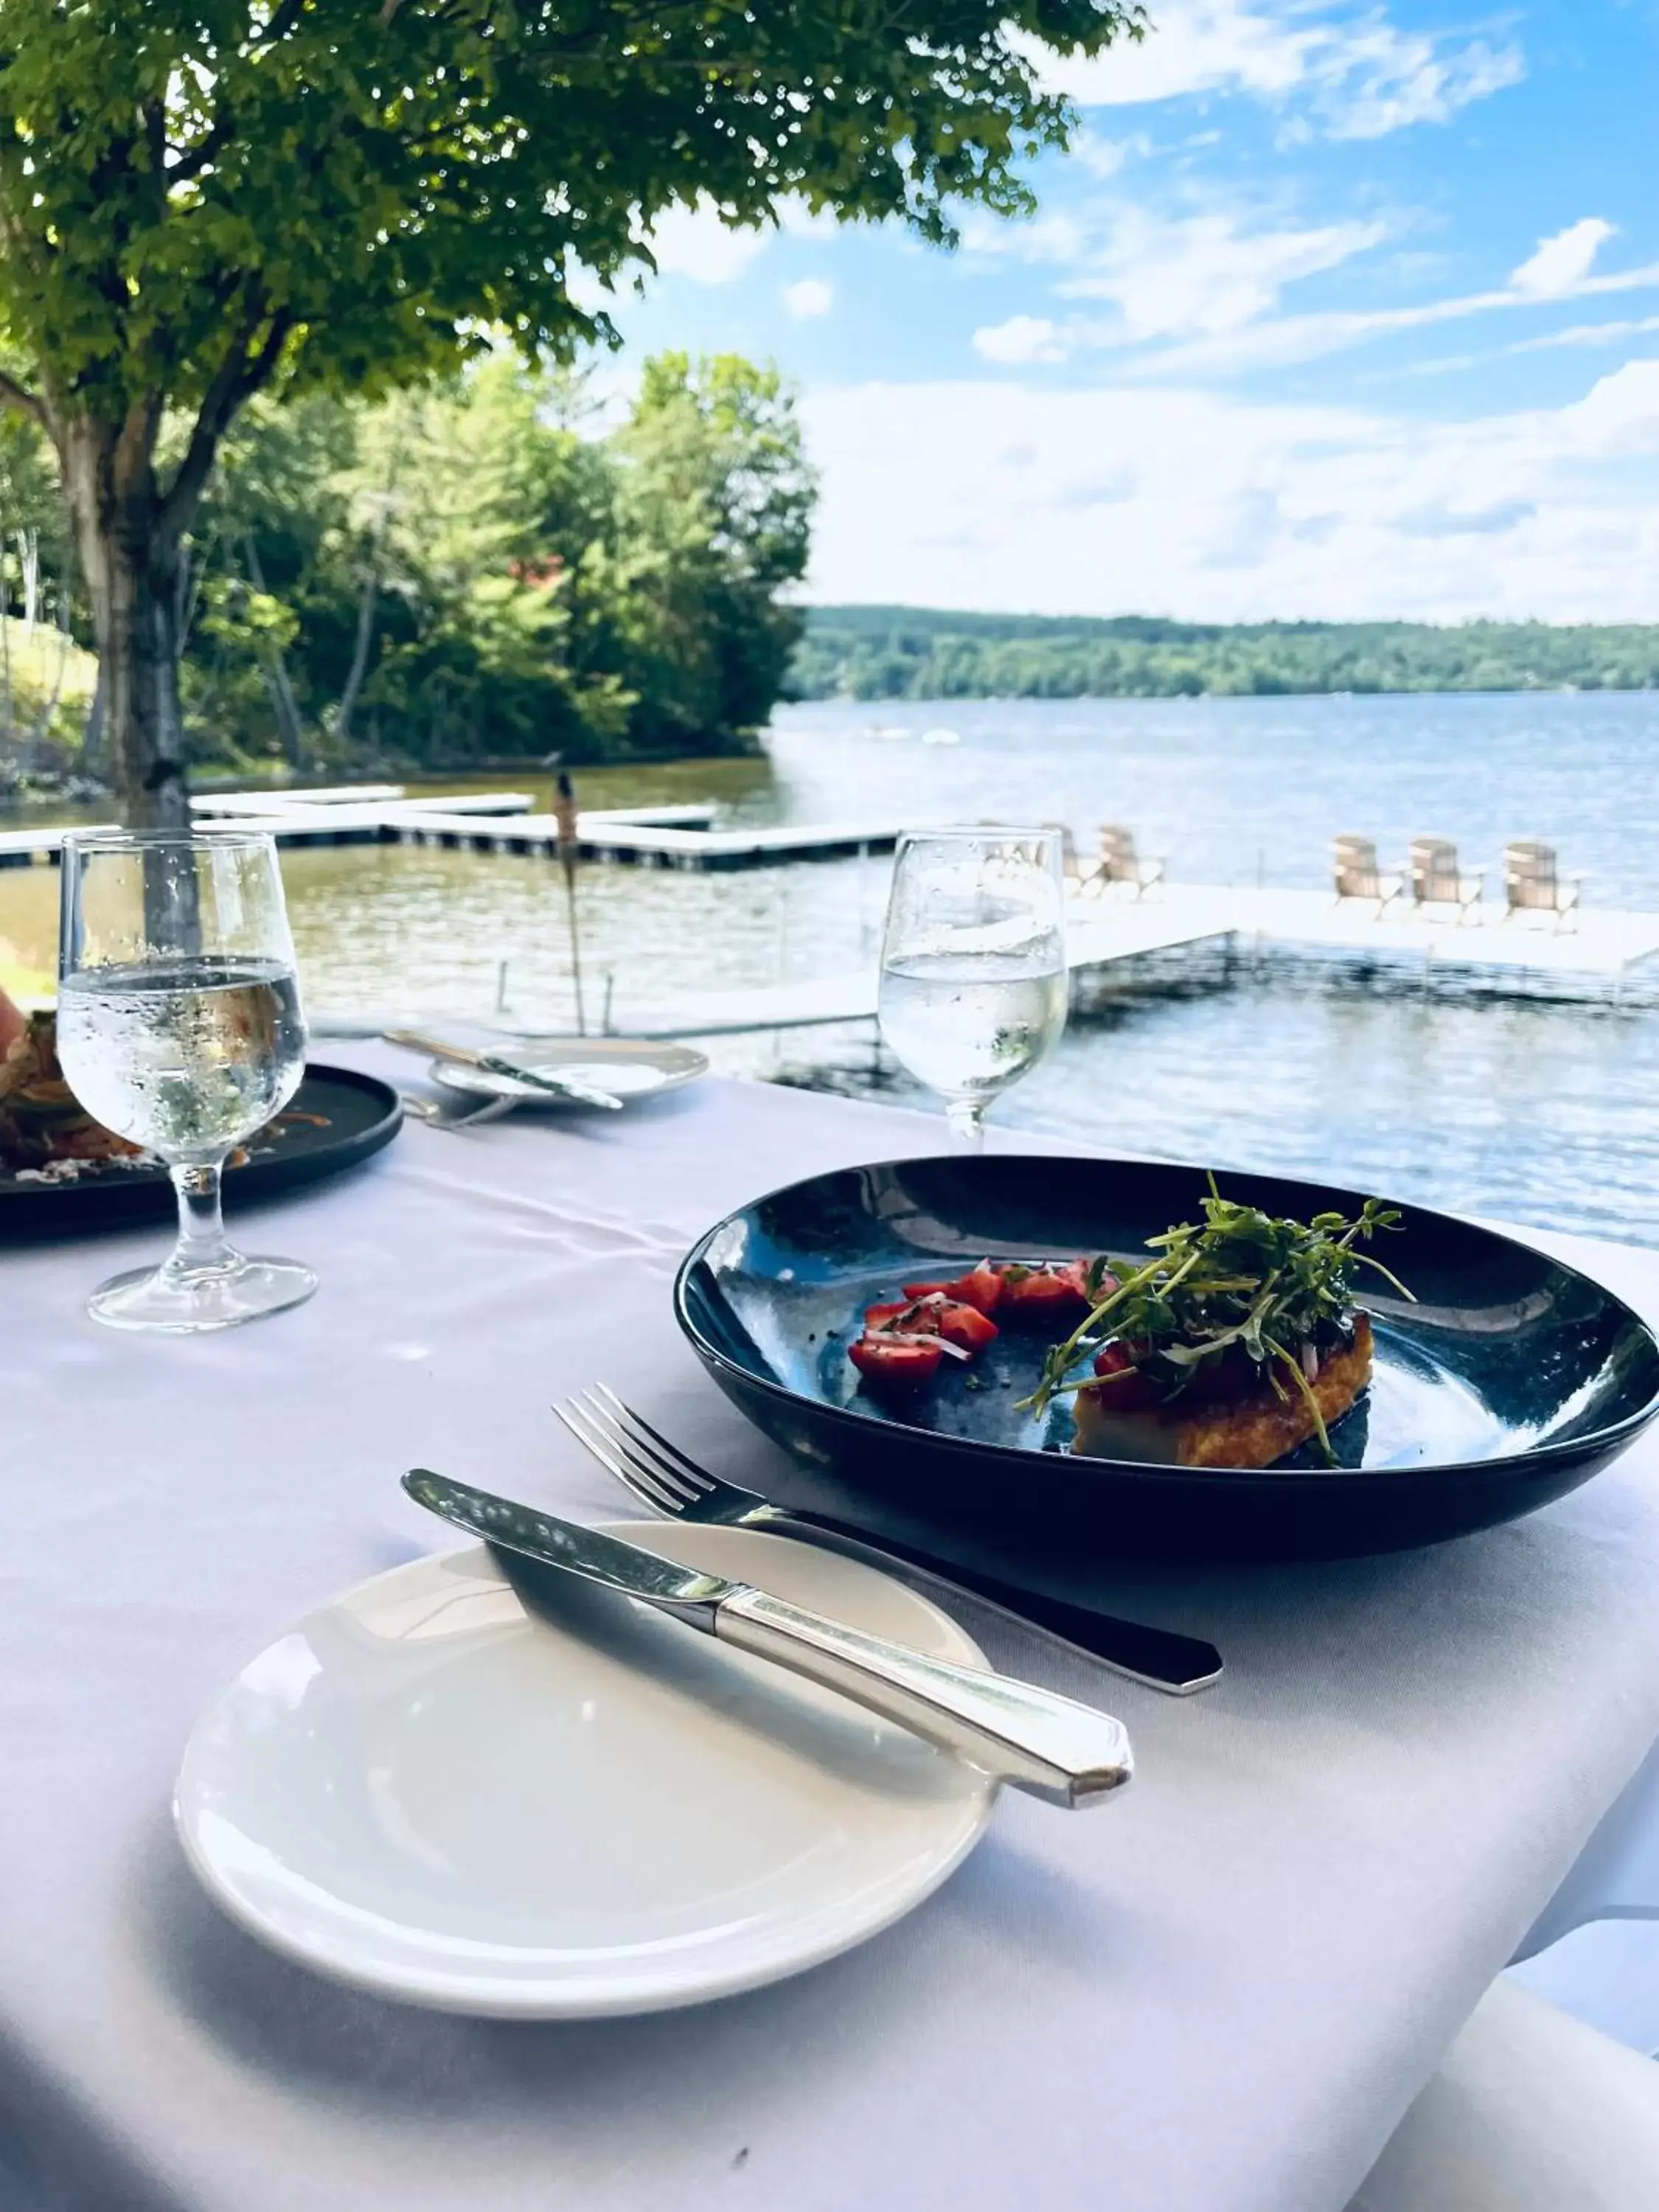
[593,1383,716,1495]
[580,1388,703,1503]
[574,1389,702,1506]
[554,1399,684,1515]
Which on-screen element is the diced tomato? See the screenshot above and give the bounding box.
[933,1300,999,1352]
[1088,1340,1161,1411]
[849,1333,943,1386]
[999,1266,1088,1318]
[903,1259,1004,1315]
[950,1259,1005,1314]
[864,1299,912,1329]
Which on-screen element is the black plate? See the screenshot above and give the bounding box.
[675,1155,1659,1564]
[0,1065,402,1238]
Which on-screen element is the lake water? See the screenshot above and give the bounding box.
[3,692,1657,1247]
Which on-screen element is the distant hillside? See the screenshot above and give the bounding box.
[788,606,1659,702]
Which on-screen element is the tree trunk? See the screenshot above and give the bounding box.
[335,552,381,748]
[59,413,190,829]
[20,529,38,631]
[242,535,307,769]
[83,665,105,773]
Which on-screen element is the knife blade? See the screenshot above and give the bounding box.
[403,1468,1133,1809]
[476,1052,624,1112]
[383,1028,624,1110]
[557,1391,1221,1695]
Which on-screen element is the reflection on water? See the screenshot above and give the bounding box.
[4,694,1658,1247]
[786,967,1659,1249]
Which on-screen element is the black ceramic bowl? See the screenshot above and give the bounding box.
[674,1155,1659,1565]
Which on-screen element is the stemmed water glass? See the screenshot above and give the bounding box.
[57,828,316,1332]
[877,826,1068,1152]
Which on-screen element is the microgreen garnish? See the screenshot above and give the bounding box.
[1018,1176,1413,1462]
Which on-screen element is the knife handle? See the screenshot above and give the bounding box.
[714,1587,1133,1809]
[775,1512,1221,1694]
[383,1028,482,1065]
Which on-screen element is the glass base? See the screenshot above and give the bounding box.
[87,1252,318,1335]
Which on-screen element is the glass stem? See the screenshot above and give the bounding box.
[945,1099,987,1155]
[164,1161,237,1281]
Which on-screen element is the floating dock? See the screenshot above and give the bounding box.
[0,785,904,871]
[588,883,1659,1038]
[9,785,1658,1020]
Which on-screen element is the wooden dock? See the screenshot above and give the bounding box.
[0,785,904,871]
[576,881,1659,1039]
[594,897,1243,1037]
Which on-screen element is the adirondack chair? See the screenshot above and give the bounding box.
[1332,835,1402,916]
[1408,837,1485,924]
[1503,841,1584,931]
[1097,824,1165,898]
[1050,823,1104,897]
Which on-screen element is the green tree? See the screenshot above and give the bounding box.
[0,1,1144,824]
[0,386,80,773]
[577,352,814,751]
[176,351,813,771]
[336,363,627,762]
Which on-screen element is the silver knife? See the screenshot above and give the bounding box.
[403,1469,1133,1810]
[557,1387,1222,1695]
[383,1029,624,1110]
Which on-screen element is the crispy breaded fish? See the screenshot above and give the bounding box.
[1073,1315,1374,1467]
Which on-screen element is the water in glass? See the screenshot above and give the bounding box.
[57,960,306,1160]
[878,827,1067,1150]
[56,830,317,1332]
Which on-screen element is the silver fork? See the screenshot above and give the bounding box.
[554,1385,1222,1695]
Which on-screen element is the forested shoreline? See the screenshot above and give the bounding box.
[0,352,813,797]
[790,606,1659,702]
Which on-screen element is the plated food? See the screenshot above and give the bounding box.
[847,1181,1406,1472]
[0,1007,331,1182]
[677,1155,1659,1561]
[0,1009,146,1177]
[847,1257,1100,1388]
[1,1029,402,1237]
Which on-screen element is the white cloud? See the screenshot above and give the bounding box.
[778,197,840,240]
[973,316,1068,365]
[960,207,1094,266]
[1024,1,1523,141]
[1113,250,1659,379]
[1511,218,1616,299]
[799,366,1659,622]
[647,197,770,285]
[1322,18,1522,139]
[1057,208,1388,341]
[961,189,1391,344]
[1070,130,1144,180]
[782,278,835,320]
[961,186,1656,385]
[1564,360,1659,456]
[1511,316,1659,355]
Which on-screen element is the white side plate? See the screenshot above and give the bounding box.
[175,1523,995,2017]
[431,1038,708,1106]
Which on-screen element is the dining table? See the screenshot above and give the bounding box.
[5,1041,1659,2212]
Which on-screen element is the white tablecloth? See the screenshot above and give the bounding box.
[5,1051,1659,2212]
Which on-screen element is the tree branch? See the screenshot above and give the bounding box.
[258,0,313,44]
[166,116,233,187]
[158,303,293,546]
[168,0,313,183]
[0,368,46,429]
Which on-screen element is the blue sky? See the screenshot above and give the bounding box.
[600,1,1659,623]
